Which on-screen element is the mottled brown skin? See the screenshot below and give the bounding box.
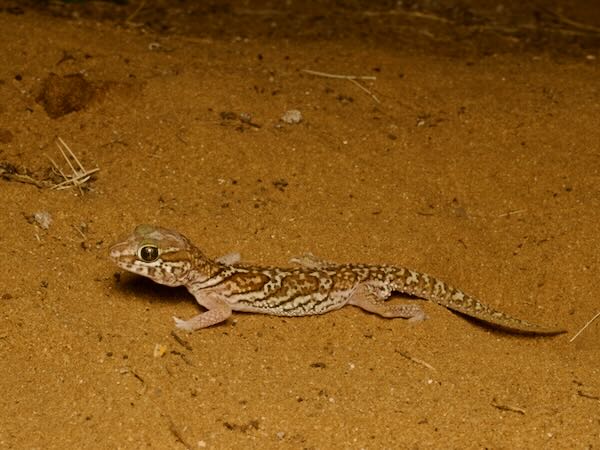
[110,225,564,334]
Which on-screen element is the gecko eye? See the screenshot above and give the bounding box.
[138,245,159,262]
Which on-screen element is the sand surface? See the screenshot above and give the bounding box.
[1,1,599,448]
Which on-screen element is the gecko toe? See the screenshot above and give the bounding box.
[407,308,428,323]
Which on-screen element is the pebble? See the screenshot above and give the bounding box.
[33,211,52,230]
[281,109,302,124]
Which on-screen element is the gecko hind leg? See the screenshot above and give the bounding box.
[348,283,428,322]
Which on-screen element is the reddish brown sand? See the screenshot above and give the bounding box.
[1,1,599,448]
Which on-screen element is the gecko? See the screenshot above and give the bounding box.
[109,224,564,334]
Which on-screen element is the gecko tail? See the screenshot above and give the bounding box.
[440,294,566,335]
[392,267,565,335]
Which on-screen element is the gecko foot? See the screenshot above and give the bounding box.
[405,306,428,323]
[215,252,241,265]
[375,303,428,322]
[173,316,195,332]
[289,253,335,269]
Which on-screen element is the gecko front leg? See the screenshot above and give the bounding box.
[174,289,232,331]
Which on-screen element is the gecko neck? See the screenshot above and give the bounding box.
[185,246,223,285]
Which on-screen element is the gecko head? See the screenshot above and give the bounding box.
[109,224,195,287]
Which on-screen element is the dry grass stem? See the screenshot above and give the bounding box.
[48,137,99,195]
[347,78,381,103]
[498,209,527,218]
[126,0,147,24]
[569,311,600,342]
[301,69,376,80]
[543,8,600,34]
[396,350,436,371]
[491,400,526,415]
[72,224,87,240]
[302,69,380,103]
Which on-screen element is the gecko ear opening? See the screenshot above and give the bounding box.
[138,245,159,262]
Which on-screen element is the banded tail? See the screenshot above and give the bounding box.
[391,267,565,335]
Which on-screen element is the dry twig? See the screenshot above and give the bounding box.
[0,166,45,188]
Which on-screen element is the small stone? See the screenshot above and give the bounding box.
[239,112,252,123]
[33,211,52,230]
[281,109,302,124]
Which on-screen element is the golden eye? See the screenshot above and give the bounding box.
[138,245,159,262]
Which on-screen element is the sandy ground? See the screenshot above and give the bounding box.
[0,1,599,448]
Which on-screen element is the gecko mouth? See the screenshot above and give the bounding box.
[109,241,131,261]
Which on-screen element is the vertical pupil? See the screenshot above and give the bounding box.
[141,246,158,261]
